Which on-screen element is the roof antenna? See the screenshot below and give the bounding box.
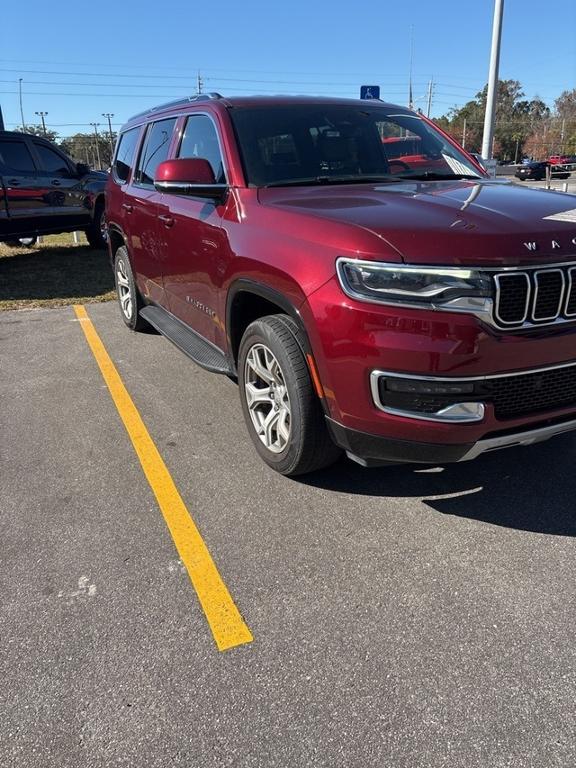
[408,25,414,110]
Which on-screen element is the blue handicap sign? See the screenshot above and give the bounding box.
[360,85,380,100]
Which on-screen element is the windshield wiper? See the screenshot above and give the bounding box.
[263,174,402,188]
[394,172,481,181]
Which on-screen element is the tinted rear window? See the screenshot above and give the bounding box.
[0,140,36,173]
[113,127,141,183]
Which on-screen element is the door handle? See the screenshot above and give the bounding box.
[121,203,133,213]
[51,179,62,186]
[158,214,174,227]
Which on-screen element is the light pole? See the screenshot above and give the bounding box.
[481,0,505,159]
[18,78,25,131]
[102,112,114,162]
[90,122,102,169]
[35,111,48,136]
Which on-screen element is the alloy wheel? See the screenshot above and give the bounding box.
[244,343,292,453]
[116,258,133,320]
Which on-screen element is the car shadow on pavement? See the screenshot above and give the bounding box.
[303,434,576,536]
[0,244,114,305]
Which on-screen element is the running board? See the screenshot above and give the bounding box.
[139,306,232,375]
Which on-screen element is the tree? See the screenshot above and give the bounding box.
[59,132,116,169]
[435,80,550,161]
[14,124,59,143]
[555,89,576,121]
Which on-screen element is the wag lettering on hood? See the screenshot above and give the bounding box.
[524,237,576,252]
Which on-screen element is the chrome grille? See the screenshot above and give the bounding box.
[493,264,576,328]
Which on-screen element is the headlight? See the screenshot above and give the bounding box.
[336,258,493,308]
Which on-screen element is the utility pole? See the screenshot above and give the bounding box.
[426,78,434,118]
[18,78,25,131]
[481,0,504,159]
[102,112,115,161]
[197,71,203,95]
[90,122,102,169]
[462,118,467,148]
[35,111,48,136]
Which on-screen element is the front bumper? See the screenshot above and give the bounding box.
[328,415,576,466]
[303,276,576,452]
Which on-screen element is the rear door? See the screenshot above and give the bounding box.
[0,135,51,237]
[31,140,91,230]
[127,117,178,305]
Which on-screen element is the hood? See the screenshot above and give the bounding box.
[258,179,576,266]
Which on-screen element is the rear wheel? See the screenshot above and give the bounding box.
[85,202,107,249]
[238,314,341,476]
[114,246,148,331]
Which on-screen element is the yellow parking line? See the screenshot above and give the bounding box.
[73,304,253,652]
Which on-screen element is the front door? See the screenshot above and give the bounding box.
[161,114,229,345]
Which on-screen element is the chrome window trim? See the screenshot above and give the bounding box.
[493,272,530,325]
[532,268,565,321]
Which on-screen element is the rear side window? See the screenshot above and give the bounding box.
[34,143,72,176]
[177,115,225,183]
[135,118,177,185]
[113,127,141,183]
[0,140,36,174]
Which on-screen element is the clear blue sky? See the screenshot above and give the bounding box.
[1,0,574,138]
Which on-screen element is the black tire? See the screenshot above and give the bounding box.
[4,236,38,247]
[238,314,341,476]
[113,246,148,331]
[85,202,107,249]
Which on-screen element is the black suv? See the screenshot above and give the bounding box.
[0,131,107,247]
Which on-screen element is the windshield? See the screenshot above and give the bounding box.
[229,104,483,187]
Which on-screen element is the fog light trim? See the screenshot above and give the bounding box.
[371,371,486,423]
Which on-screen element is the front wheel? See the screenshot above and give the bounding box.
[238,314,341,476]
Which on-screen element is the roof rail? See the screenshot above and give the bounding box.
[127,93,224,122]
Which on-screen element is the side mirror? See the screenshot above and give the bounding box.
[76,162,91,176]
[154,158,227,203]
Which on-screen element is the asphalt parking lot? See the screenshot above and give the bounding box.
[2,299,576,767]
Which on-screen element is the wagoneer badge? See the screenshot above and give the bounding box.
[524,237,576,252]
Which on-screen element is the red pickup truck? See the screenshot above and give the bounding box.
[0,131,107,247]
[106,94,576,475]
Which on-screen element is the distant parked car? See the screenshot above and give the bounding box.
[0,131,107,247]
[515,161,570,181]
[548,155,571,166]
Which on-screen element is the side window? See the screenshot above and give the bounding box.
[113,127,141,184]
[135,118,177,185]
[178,115,225,183]
[0,140,37,174]
[34,144,72,177]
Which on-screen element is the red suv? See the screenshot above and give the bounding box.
[106,94,576,475]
